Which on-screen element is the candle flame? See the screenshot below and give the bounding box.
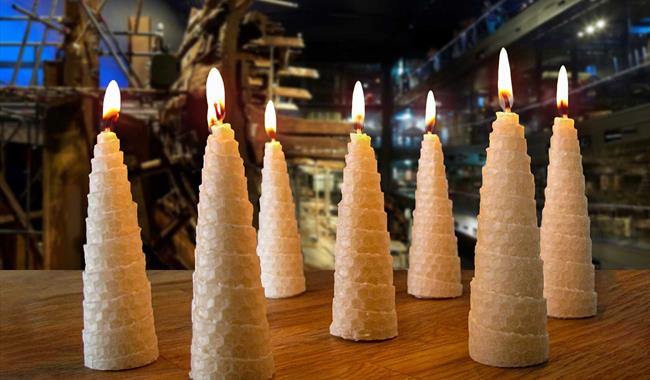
[425,90,436,133]
[102,80,120,131]
[557,65,569,117]
[102,80,121,118]
[206,67,225,127]
[206,105,216,128]
[351,81,365,132]
[265,100,277,140]
[497,48,514,112]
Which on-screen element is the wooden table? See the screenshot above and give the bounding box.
[1,271,649,379]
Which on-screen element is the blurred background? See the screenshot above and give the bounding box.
[1,0,649,270]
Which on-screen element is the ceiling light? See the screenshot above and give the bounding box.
[577,31,584,37]
[586,25,595,34]
[596,19,606,29]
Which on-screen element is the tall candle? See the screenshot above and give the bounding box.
[190,68,274,379]
[330,81,397,341]
[468,49,549,367]
[257,100,306,298]
[408,90,462,299]
[540,66,597,318]
[82,80,159,370]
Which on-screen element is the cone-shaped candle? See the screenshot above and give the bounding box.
[468,49,549,367]
[257,101,306,298]
[82,80,159,370]
[190,68,274,379]
[540,66,597,318]
[330,81,398,341]
[408,91,462,298]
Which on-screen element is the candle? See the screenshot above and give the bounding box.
[257,100,306,298]
[468,48,549,367]
[190,68,274,379]
[330,81,397,341]
[540,66,597,318]
[407,90,462,299]
[82,80,159,370]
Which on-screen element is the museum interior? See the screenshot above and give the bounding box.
[1,0,649,270]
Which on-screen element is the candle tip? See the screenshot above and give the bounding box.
[265,100,277,140]
[498,48,514,112]
[351,81,365,133]
[556,65,569,117]
[206,67,226,129]
[425,90,436,133]
[102,80,121,131]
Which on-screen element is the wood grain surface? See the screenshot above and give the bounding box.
[1,270,649,379]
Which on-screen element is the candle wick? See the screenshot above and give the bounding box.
[101,112,118,132]
[562,114,568,119]
[353,120,363,134]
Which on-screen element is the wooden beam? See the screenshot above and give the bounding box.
[0,210,42,225]
[278,66,319,79]
[128,16,152,88]
[249,35,304,48]
[247,77,263,87]
[273,86,312,100]
[0,175,42,266]
[275,102,298,111]
[280,135,347,159]
[246,104,350,136]
[253,58,271,68]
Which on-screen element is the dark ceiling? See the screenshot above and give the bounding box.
[250,0,485,63]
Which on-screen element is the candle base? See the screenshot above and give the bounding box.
[541,116,596,319]
[408,137,462,299]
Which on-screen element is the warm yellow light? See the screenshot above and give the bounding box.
[206,67,225,126]
[497,48,514,112]
[265,100,277,140]
[206,105,216,128]
[425,90,436,133]
[556,65,569,117]
[351,81,365,132]
[102,80,121,122]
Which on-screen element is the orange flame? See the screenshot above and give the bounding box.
[102,80,120,130]
[425,90,436,133]
[351,81,365,132]
[497,48,514,112]
[556,65,569,117]
[265,100,277,140]
[206,67,225,127]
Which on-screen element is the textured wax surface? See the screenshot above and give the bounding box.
[82,132,159,370]
[541,120,597,318]
[257,143,306,298]
[408,137,462,299]
[190,126,274,380]
[330,139,398,341]
[468,114,549,367]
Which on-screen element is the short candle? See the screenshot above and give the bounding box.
[407,90,462,299]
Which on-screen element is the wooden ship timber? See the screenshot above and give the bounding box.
[0,0,353,269]
[157,0,354,268]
